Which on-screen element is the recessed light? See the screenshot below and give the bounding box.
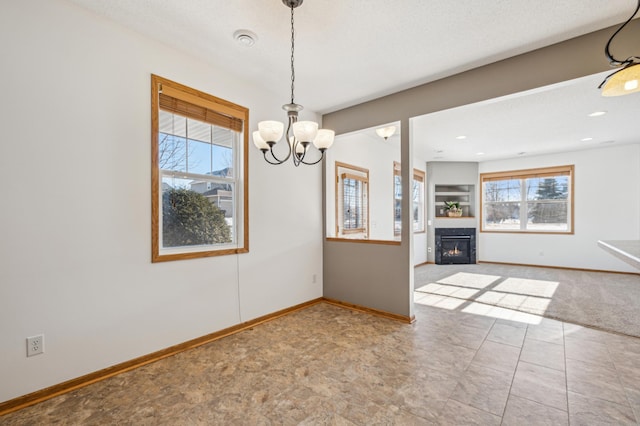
[588,111,607,117]
[233,30,258,47]
[517,152,526,156]
[581,137,593,142]
[476,152,485,156]
[456,135,467,140]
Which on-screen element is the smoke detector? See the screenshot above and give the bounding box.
[233,30,258,47]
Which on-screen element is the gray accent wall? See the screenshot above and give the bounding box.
[322,20,640,319]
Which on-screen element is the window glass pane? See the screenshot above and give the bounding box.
[212,143,234,174]
[526,177,540,200]
[213,127,234,148]
[412,178,424,232]
[412,180,420,203]
[159,134,186,172]
[394,175,402,198]
[394,175,402,234]
[343,178,363,230]
[161,175,233,248]
[187,138,212,175]
[159,110,186,137]
[505,179,521,201]
[187,118,211,143]
[527,201,568,230]
[484,202,521,230]
[528,177,568,201]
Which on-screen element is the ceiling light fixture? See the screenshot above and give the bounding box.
[588,111,607,117]
[581,137,593,142]
[252,0,334,166]
[375,126,396,140]
[456,135,467,140]
[598,0,640,96]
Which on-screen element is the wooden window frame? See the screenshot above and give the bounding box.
[335,162,369,238]
[480,165,574,234]
[151,74,249,262]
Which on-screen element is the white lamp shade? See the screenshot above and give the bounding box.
[602,63,640,96]
[258,120,284,142]
[252,131,269,150]
[313,129,335,150]
[375,126,396,139]
[292,121,318,142]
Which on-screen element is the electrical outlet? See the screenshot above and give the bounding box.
[27,334,44,357]
[428,247,432,253]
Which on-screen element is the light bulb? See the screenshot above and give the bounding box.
[624,79,638,91]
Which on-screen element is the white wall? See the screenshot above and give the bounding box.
[479,144,640,273]
[0,0,323,403]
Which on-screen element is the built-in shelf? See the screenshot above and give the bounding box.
[434,184,475,218]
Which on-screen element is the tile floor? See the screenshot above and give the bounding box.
[2,300,640,425]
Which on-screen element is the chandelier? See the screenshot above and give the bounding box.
[598,0,640,96]
[252,0,334,166]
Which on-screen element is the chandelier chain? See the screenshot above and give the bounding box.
[290,5,296,104]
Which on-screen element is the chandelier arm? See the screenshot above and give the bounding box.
[266,141,292,164]
[604,0,640,66]
[298,150,326,165]
[262,150,287,165]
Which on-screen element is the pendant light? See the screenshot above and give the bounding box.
[599,0,640,96]
[253,0,335,166]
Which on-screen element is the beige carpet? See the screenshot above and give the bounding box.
[415,263,640,337]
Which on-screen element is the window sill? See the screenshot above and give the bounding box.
[326,237,401,246]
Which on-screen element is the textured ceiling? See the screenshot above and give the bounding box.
[67,0,640,161]
[68,0,636,114]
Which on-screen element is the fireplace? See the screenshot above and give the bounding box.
[435,228,476,264]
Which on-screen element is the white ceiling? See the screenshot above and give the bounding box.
[411,71,640,162]
[68,0,640,161]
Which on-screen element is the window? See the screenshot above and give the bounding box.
[151,75,248,262]
[394,162,425,235]
[413,170,425,232]
[335,162,369,238]
[480,165,574,233]
[394,162,402,235]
